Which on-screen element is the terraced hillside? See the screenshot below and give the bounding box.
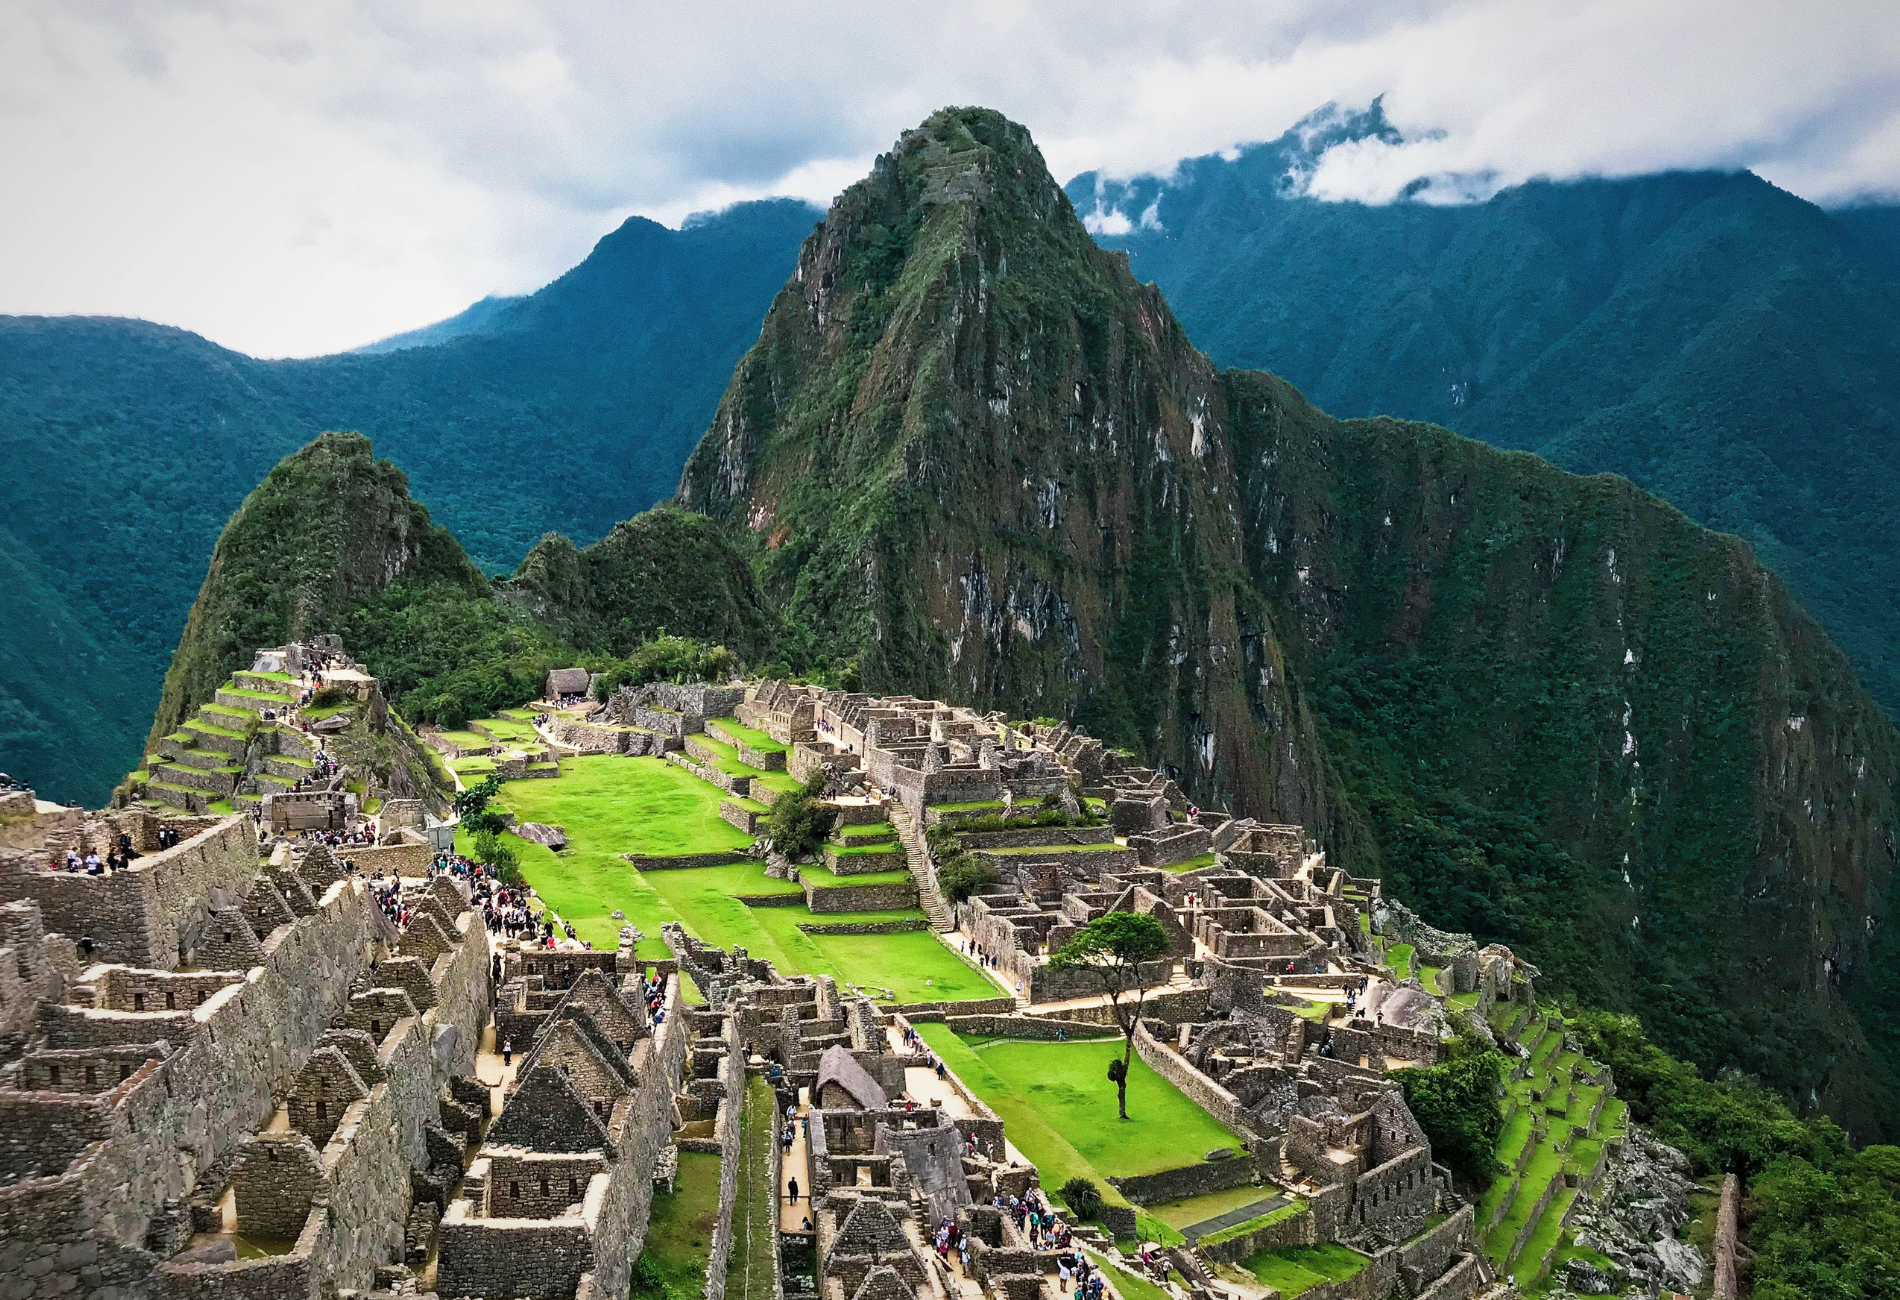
[1477,1000,1631,1291]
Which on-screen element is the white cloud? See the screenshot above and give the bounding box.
[2,0,1896,357]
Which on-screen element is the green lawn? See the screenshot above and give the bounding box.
[799,863,914,888]
[728,1077,776,1300]
[1387,943,1415,981]
[472,755,993,999]
[1239,1243,1368,1297]
[914,1027,1241,1200]
[631,1151,722,1300]
[499,756,753,856]
[710,717,787,752]
[1159,852,1218,874]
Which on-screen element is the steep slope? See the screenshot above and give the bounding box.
[0,198,814,803]
[152,431,777,754]
[504,507,782,660]
[1069,110,1900,721]
[682,107,1900,1134]
[148,430,490,749]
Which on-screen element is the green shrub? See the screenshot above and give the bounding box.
[938,854,999,904]
[307,684,352,710]
[1058,1177,1104,1223]
[767,771,835,861]
[1389,1050,1505,1188]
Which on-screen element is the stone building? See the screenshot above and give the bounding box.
[0,796,493,1300]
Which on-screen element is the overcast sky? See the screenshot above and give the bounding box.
[5,0,1897,359]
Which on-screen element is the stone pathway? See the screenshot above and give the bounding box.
[1177,1193,1292,1244]
[779,1086,813,1232]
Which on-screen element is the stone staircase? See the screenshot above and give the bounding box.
[888,801,954,931]
[132,675,297,814]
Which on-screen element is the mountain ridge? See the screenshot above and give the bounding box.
[679,105,1900,1135]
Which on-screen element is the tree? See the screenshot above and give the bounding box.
[766,769,836,862]
[1048,911,1171,1120]
[1390,1050,1506,1188]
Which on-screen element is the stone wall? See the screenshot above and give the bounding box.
[343,843,432,878]
[0,816,259,969]
[1108,1150,1260,1205]
[701,1013,744,1300]
[941,1015,1118,1041]
[802,881,916,913]
[796,920,929,935]
[1130,1022,1255,1137]
[0,878,490,1300]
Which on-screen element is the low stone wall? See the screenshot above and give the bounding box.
[802,880,916,913]
[1110,1150,1261,1205]
[955,827,1116,850]
[1197,1204,1315,1263]
[738,893,805,909]
[944,1014,1118,1040]
[891,996,1017,1017]
[343,843,432,877]
[720,802,762,835]
[798,919,929,935]
[627,851,751,870]
[823,848,905,876]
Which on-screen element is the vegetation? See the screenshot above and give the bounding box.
[1566,1010,1900,1298]
[1058,1177,1105,1224]
[628,1151,722,1300]
[1049,912,1172,1119]
[912,1025,1241,1193]
[1390,1049,1506,1189]
[728,1075,779,1300]
[765,770,836,861]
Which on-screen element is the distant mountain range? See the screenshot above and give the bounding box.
[1068,102,1900,722]
[7,102,1900,815]
[0,199,816,803]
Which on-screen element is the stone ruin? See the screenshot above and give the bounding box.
[0,789,503,1300]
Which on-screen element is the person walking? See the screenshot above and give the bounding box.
[502,1036,514,1067]
[787,1176,800,1203]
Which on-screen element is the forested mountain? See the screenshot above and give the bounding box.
[0,199,814,804]
[681,107,1900,1137]
[1068,104,1900,720]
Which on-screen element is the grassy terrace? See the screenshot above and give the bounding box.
[797,863,914,888]
[1159,852,1219,874]
[484,755,996,1002]
[1476,1007,1629,1291]
[631,1151,721,1300]
[709,717,787,752]
[835,822,896,840]
[691,735,803,794]
[1239,1243,1368,1298]
[914,1026,1242,1223]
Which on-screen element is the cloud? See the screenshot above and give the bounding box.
[2,0,1896,357]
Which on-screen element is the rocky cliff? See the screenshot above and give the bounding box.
[679,108,1900,1134]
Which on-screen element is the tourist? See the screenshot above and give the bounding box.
[786,1176,799,1203]
[502,1036,514,1067]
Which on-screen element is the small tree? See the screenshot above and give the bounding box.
[767,769,836,862]
[1048,911,1171,1120]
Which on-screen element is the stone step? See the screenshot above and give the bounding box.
[146,780,208,814]
[153,761,237,796]
[215,687,292,715]
[231,671,294,696]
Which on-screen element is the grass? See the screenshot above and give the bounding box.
[914,1026,1241,1201]
[931,799,1007,812]
[1387,943,1415,981]
[436,729,494,750]
[1159,852,1218,874]
[631,1151,722,1300]
[835,822,896,840]
[710,717,787,752]
[1239,1243,1367,1297]
[728,1076,777,1300]
[828,840,903,857]
[471,755,991,998]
